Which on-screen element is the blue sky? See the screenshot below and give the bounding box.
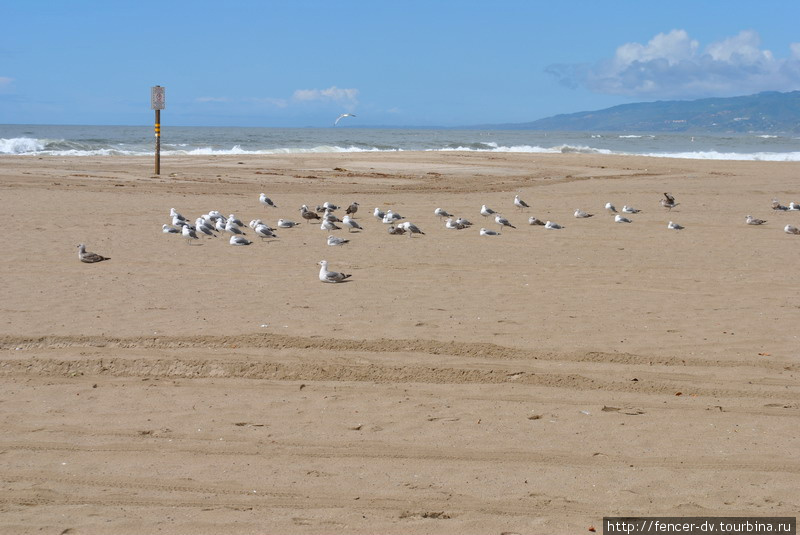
[2,0,799,127]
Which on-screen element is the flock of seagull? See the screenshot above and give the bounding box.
[76,191,799,279]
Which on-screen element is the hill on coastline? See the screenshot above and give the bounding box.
[493,91,800,134]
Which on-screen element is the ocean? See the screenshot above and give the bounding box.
[1,124,799,161]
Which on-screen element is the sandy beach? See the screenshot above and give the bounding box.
[0,151,798,534]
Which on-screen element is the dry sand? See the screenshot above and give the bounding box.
[0,152,798,534]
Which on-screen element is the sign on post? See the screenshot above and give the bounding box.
[151,86,165,174]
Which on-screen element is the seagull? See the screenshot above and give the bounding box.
[345,202,359,216]
[300,205,321,223]
[667,221,684,230]
[77,244,110,263]
[622,205,640,214]
[373,207,386,220]
[277,219,299,228]
[169,208,187,224]
[162,224,180,234]
[342,215,363,232]
[445,218,468,229]
[318,260,351,282]
[195,218,217,237]
[495,214,516,230]
[334,113,356,126]
[400,221,425,237]
[215,218,227,234]
[387,225,406,235]
[323,202,340,211]
[434,207,453,219]
[225,219,246,235]
[327,235,350,246]
[480,228,500,236]
[206,210,224,222]
[789,202,800,211]
[182,225,200,244]
[544,221,563,229]
[172,214,188,228]
[321,219,341,231]
[661,192,678,210]
[605,202,617,213]
[249,219,263,229]
[259,193,277,208]
[455,217,473,227]
[528,217,546,226]
[772,199,788,211]
[784,224,800,235]
[745,215,767,225]
[480,205,496,218]
[615,214,632,223]
[574,209,593,218]
[254,224,277,240]
[322,210,341,223]
[228,214,245,227]
[230,235,252,246]
[514,195,530,211]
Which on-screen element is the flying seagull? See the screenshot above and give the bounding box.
[334,113,356,126]
[77,244,110,263]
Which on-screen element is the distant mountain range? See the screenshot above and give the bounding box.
[490,91,800,134]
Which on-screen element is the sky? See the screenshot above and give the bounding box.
[1,0,799,127]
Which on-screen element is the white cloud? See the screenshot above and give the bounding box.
[292,86,359,109]
[547,30,800,98]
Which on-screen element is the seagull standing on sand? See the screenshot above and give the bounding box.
[334,113,356,126]
[745,215,767,225]
[434,207,453,219]
[514,195,530,211]
[318,260,351,282]
[77,244,110,263]
[373,207,386,221]
[605,202,617,213]
[342,215,363,232]
[259,193,277,208]
[182,225,200,245]
[321,219,341,231]
[495,214,516,230]
[254,224,277,240]
[300,205,321,223]
[400,221,425,237]
[481,205,497,218]
[615,214,632,223]
[345,202,359,216]
[170,208,187,224]
[480,228,500,236]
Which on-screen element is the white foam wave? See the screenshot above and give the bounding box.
[643,150,800,161]
[0,137,46,154]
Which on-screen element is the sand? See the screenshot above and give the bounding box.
[0,151,798,534]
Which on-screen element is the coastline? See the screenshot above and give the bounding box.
[1,152,798,534]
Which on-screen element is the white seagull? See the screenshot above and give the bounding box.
[480,205,496,218]
[605,202,617,213]
[230,235,252,246]
[789,202,800,211]
[514,195,530,211]
[327,235,350,246]
[342,215,363,232]
[544,221,563,230]
[434,207,453,219]
[77,244,110,263]
[169,208,187,224]
[574,209,593,218]
[334,113,356,126]
[400,221,425,237]
[784,224,800,235]
[615,214,632,223]
[318,260,351,282]
[495,214,516,230]
[745,215,767,225]
[445,218,467,229]
[455,217,473,227]
[373,207,386,220]
[321,219,341,231]
[259,193,277,208]
[277,219,299,228]
[254,224,277,240]
[667,221,684,230]
[480,228,500,236]
[162,224,180,234]
[622,205,640,214]
[528,217,546,226]
[182,225,200,244]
